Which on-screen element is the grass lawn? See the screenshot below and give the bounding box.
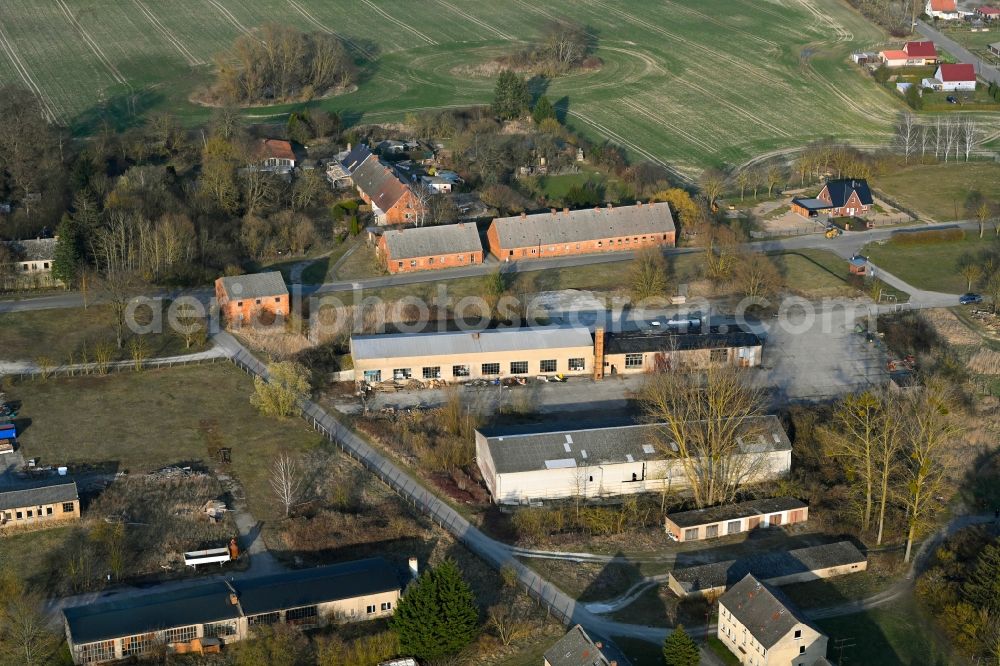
[707,636,741,665]
[872,162,1000,221]
[816,595,954,666]
[334,242,385,281]
[9,364,327,521]
[863,235,1000,294]
[0,525,75,584]
[0,304,208,363]
[772,250,858,299]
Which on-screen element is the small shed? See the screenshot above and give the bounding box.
[848,255,868,275]
[990,42,1000,57]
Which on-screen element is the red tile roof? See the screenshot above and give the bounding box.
[904,41,937,58]
[938,63,976,82]
[881,50,909,60]
[930,0,957,10]
[260,139,295,161]
[980,6,1000,15]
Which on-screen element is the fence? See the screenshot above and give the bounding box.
[751,225,822,240]
[9,353,224,382]
[226,348,582,629]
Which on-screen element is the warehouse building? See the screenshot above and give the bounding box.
[63,558,402,664]
[598,327,763,378]
[668,541,867,598]
[351,326,595,384]
[475,416,791,505]
[351,324,763,384]
[487,201,675,261]
[377,223,484,274]
[664,497,808,543]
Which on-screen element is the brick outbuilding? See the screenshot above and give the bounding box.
[378,223,483,274]
[487,202,675,261]
[215,271,289,327]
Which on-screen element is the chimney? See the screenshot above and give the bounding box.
[408,557,419,580]
[595,641,603,649]
[563,207,569,215]
[593,328,605,381]
[606,203,613,209]
[637,200,643,207]
[229,593,239,606]
[550,208,557,215]
[347,142,352,152]
[520,212,527,219]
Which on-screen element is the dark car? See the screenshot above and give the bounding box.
[946,95,959,104]
[959,293,983,305]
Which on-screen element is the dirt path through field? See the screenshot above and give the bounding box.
[0,19,60,121]
[286,0,374,61]
[131,0,203,66]
[54,0,128,86]
[358,0,437,46]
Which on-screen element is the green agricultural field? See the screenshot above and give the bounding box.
[872,162,1000,221]
[0,0,907,174]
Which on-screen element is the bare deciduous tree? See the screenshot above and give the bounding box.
[699,168,727,209]
[640,365,768,508]
[270,453,304,518]
[900,383,963,563]
[0,572,62,666]
[896,113,918,164]
[629,247,670,303]
[732,252,783,300]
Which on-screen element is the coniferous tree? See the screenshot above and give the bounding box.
[492,70,530,120]
[52,215,80,287]
[390,559,479,660]
[532,95,556,124]
[662,625,700,666]
[962,540,1000,615]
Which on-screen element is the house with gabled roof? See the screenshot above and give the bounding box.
[816,179,873,217]
[0,479,80,531]
[717,574,829,666]
[255,139,296,174]
[377,223,483,274]
[934,63,977,91]
[341,144,425,225]
[927,0,960,19]
[487,201,675,261]
[544,625,612,666]
[904,41,938,65]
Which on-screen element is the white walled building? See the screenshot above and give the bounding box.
[475,416,792,505]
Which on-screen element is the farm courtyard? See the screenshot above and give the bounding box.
[0,0,902,175]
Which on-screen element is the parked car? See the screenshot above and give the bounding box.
[959,293,983,305]
[946,95,958,104]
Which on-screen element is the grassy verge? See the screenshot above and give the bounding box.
[863,235,999,294]
[0,304,208,363]
[873,162,1000,221]
[816,595,954,666]
[0,525,75,584]
[8,363,327,522]
[772,250,858,299]
[707,636,741,665]
[335,242,385,281]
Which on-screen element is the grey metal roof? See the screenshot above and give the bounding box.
[3,238,57,262]
[670,541,866,595]
[491,202,674,249]
[217,271,288,300]
[791,197,834,210]
[63,558,401,645]
[351,326,594,361]
[0,479,78,511]
[719,574,814,649]
[666,497,806,529]
[544,625,611,666]
[483,415,790,475]
[383,223,482,260]
[235,558,401,615]
[605,328,762,355]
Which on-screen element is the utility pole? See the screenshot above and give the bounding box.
[833,637,856,664]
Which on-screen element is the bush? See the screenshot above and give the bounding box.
[890,227,965,245]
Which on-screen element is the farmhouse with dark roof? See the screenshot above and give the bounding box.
[816,178,873,217]
[717,574,829,665]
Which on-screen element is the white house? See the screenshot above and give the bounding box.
[256,139,296,174]
[935,63,977,91]
[717,574,829,666]
[475,416,792,505]
[926,0,960,19]
[420,175,453,193]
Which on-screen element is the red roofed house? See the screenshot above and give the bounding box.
[341,144,425,225]
[257,139,296,174]
[879,49,909,68]
[926,0,960,19]
[903,41,938,65]
[934,63,977,91]
[979,6,1000,20]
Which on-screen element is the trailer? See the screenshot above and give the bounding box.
[183,547,232,568]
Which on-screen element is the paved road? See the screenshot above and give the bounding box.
[0,220,977,316]
[916,20,1000,86]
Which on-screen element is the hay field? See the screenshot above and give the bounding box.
[0,0,904,173]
